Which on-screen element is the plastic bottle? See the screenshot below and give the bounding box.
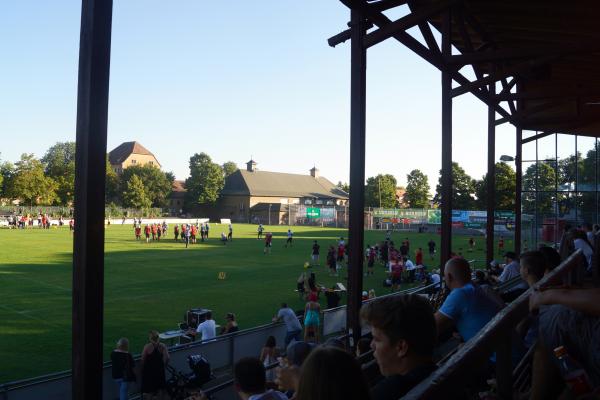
[553,346,593,397]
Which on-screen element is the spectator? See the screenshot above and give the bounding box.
[221,312,239,335]
[234,357,287,400]
[273,303,302,347]
[111,337,136,400]
[260,336,278,383]
[324,286,341,308]
[140,330,169,400]
[572,228,593,272]
[294,347,371,400]
[361,294,437,400]
[495,251,528,301]
[304,292,320,342]
[196,312,216,341]
[435,258,501,343]
[582,222,595,244]
[276,341,315,396]
[530,288,600,399]
[537,245,561,271]
[516,251,548,349]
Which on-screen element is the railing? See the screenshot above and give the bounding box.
[0,321,288,400]
[403,249,585,400]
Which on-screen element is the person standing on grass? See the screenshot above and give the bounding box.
[498,236,505,254]
[184,224,191,248]
[199,223,205,242]
[468,237,475,252]
[427,239,436,260]
[336,242,345,270]
[285,229,293,247]
[311,240,320,266]
[205,222,210,239]
[228,224,233,241]
[156,225,162,241]
[135,224,141,241]
[415,247,423,266]
[257,223,264,239]
[367,245,376,275]
[111,338,136,400]
[174,224,179,242]
[190,223,197,244]
[144,224,151,243]
[151,224,157,241]
[264,232,273,254]
[327,246,337,276]
[303,292,320,343]
[273,303,303,347]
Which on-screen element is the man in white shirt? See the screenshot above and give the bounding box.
[196,311,216,341]
[404,257,416,282]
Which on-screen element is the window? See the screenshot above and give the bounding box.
[131,159,137,164]
[304,199,312,205]
[316,200,323,205]
[149,161,154,166]
[326,200,334,205]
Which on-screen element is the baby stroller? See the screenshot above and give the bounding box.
[166,354,213,399]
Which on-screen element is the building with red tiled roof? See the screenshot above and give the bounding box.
[108,141,161,174]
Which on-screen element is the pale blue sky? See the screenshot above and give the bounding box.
[0,1,522,189]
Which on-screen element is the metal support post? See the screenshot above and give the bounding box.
[515,127,522,255]
[72,1,113,399]
[346,10,367,350]
[440,9,453,272]
[486,79,496,266]
[495,332,513,399]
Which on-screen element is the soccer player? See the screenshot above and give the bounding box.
[468,237,475,252]
[151,224,157,241]
[228,224,233,241]
[336,242,345,269]
[184,224,191,248]
[498,236,505,254]
[205,223,210,239]
[311,240,320,266]
[144,224,151,243]
[264,232,273,254]
[190,224,197,244]
[285,229,293,248]
[135,224,141,241]
[367,245,376,276]
[257,224,264,239]
[174,224,179,242]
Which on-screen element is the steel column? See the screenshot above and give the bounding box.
[515,127,522,254]
[486,80,496,266]
[72,1,113,399]
[440,9,453,272]
[346,10,367,349]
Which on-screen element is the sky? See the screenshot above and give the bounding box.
[0,1,526,191]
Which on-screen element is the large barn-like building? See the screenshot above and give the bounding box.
[215,160,348,223]
[108,141,161,174]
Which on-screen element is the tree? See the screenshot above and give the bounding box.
[405,169,430,208]
[222,161,238,178]
[42,142,76,205]
[522,161,557,214]
[475,162,516,210]
[105,156,120,204]
[8,154,57,205]
[122,175,152,209]
[120,164,172,207]
[365,174,397,208]
[434,162,476,210]
[336,181,350,194]
[0,161,14,199]
[185,153,225,206]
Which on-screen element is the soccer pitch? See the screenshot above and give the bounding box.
[0,223,507,382]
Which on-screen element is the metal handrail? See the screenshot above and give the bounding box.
[403,249,585,400]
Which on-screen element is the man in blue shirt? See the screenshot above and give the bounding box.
[435,258,501,342]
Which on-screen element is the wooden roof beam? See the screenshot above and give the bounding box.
[496,87,600,101]
[363,0,456,49]
[368,0,407,13]
[495,99,574,126]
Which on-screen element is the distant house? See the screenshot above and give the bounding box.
[215,160,348,223]
[168,180,186,215]
[108,141,161,174]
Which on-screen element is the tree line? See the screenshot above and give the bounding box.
[0,143,237,211]
[336,148,599,213]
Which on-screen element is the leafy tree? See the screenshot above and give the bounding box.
[122,175,151,209]
[8,154,57,205]
[185,153,225,206]
[105,156,120,204]
[42,142,76,205]
[336,181,350,194]
[165,171,176,183]
[365,174,397,208]
[405,169,430,208]
[522,161,557,214]
[222,161,238,178]
[475,162,516,210]
[434,162,476,210]
[121,164,172,207]
[557,152,583,190]
[0,161,14,199]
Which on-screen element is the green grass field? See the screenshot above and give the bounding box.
[0,223,512,383]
